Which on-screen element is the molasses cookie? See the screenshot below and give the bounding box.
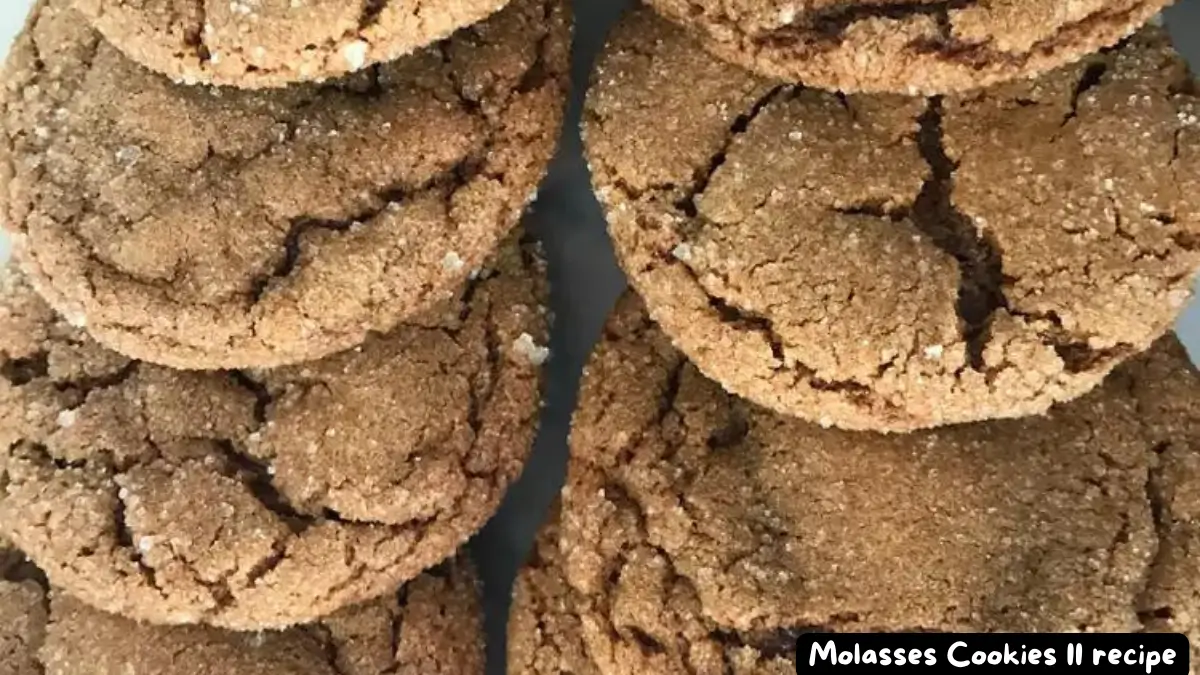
[587,10,1200,432]
[74,0,518,89]
[0,238,548,629]
[1,0,567,369]
[643,0,1173,94]
[508,295,1200,672]
[0,547,484,675]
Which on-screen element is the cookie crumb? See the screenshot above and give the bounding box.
[671,243,693,261]
[114,146,141,167]
[342,41,370,70]
[56,409,77,428]
[924,345,944,360]
[513,332,550,366]
[443,252,466,273]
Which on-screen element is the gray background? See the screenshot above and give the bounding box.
[0,2,1197,673]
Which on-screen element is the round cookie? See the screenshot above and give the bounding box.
[508,294,1200,673]
[1,0,568,370]
[0,238,548,630]
[586,10,1200,432]
[642,0,1173,94]
[71,0,521,89]
[0,548,484,675]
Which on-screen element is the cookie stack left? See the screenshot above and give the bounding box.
[0,0,567,663]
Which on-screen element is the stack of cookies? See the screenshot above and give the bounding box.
[511,2,1200,672]
[0,0,569,670]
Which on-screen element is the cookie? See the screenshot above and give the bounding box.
[1,0,567,370]
[0,545,484,675]
[0,238,548,629]
[642,0,1173,94]
[586,10,1200,432]
[508,295,1200,672]
[72,0,520,89]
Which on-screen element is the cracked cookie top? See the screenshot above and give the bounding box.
[72,0,517,89]
[508,294,1200,674]
[0,545,484,675]
[587,10,1200,432]
[1,0,568,369]
[642,0,1172,94]
[0,237,547,629]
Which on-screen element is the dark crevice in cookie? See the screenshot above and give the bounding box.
[0,550,48,588]
[1050,340,1134,374]
[389,582,412,668]
[113,486,164,594]
[796,0,975,41]
[240,540,291,595]
[308,623,354,675]
[628,627,667,654]
[467,293,502,440]
[247,152,490,307]
[516,0,555,95]
[0,351,49,386]
[751,0,1147,79]
[913,98,1007,370]
[229,371,273,426]
[359,0,389,31]
[212,440,312,533]
[675,86,790,218]
[810,376,874,399]
[190,0,211,65]
[59,361,139,398]
[248,218,356,303]
[832,201,907,221]
[1135,441,1172,628]
[1064,60,1110,126]
[1006,308,1133,374]
[656,360,686,426]
[709,297,785,364]
[713,626,829,660]
[19,442,82,474]
[435,43,484,116]
[755,0,978,49]
[707,412,749,450]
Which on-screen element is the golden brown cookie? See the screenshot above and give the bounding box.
[587,10,1200,432]
[643,0,1173,94]
[1,0,567,370]
[72,0,518,89]
[0,239,547,630]
[508,294,1200,673]
[0,545,484,675]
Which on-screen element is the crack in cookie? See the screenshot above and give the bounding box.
[0,238,546,629]
[589,9,1200,432]
[3,0,568,370]
[649,0,1170,94]
[912,98,1007,370]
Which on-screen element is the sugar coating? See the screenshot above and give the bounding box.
[587,11,1200,432]
[1,0,570,370]
[644,0,1172,94]
[508,295,1200,674]
[513,332,551,366]
[73,0,516,89]
[0,545,484,675]
[0,240,546,630]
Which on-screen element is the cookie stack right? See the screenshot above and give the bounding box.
[504,3,1200,670]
